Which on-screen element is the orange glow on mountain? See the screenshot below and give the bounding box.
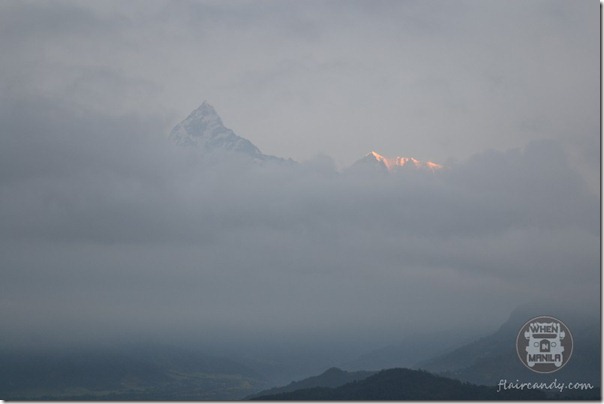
[369,151,443,172]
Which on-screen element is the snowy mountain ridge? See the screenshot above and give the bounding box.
[169,102,442,171]
[360,151,443,172]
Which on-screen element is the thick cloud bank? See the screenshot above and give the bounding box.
[0,100,598,353]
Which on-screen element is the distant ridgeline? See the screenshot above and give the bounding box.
[250,301,600,401]
[250,368,554,400]
[1,301,597,400]
[417,302,600,388]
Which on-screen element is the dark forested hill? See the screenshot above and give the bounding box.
[247,367,375,399]
[251,368,548,400]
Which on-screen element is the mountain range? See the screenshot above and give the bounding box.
[169,102,442,172]
[417,301,600,387]
[352,150,443,172]
[1,303,598,400]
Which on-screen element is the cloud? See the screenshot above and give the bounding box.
[0,95,597,353]
[0,2,597,373]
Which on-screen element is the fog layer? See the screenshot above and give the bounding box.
[1,98,598,354]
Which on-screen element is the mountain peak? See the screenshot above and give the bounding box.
[168,102,293,166]
[183,101,223,128]
[356,151,443,172]
[169,102,262,156]
[193,100,217,114]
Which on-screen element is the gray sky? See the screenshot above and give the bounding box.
[0,0,599,355]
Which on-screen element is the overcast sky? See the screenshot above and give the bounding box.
[0,0,599,358]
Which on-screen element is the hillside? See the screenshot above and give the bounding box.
[418,302,600,387]
[247,367,375,399]
[251,368,548,400]
[341,329,474,372]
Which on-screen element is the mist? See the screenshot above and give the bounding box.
[0,96,598,360]
[0,2,599,392]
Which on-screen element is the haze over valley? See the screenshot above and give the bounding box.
[0,0,598,400]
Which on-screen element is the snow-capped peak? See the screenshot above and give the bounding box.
[358,151,443,172]
[168,102,263,156]
[185,101,222,125]
[168,102,291,165]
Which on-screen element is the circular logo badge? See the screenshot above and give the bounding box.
[516,316,573,373]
